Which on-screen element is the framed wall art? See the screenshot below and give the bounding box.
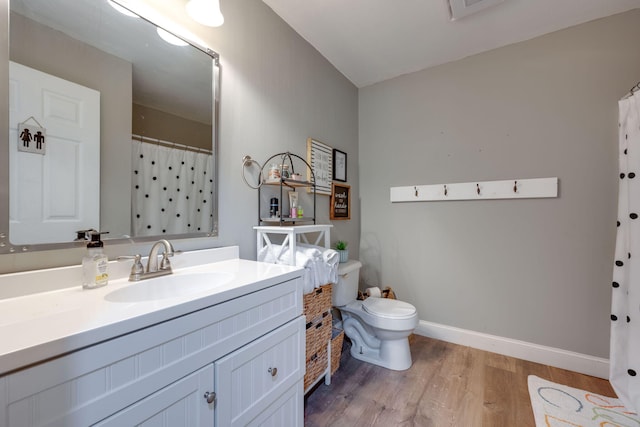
[333,149,347,182]
[306,137,332,195]
[330,183,351,220]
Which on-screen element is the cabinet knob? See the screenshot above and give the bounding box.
[268,367,278,377]
[204,391,216,404]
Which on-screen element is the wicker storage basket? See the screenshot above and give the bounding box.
[304,345,328,390]
[303,283,332,322]
[306,312,332,360]
[330,328,344,375]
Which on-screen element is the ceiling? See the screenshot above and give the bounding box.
[262,0,640,88]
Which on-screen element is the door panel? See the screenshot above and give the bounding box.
[9,61,100,244]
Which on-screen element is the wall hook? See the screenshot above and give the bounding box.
[390,177,558,203]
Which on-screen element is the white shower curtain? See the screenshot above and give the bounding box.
[611,89,640,412]
[131,139,213,236]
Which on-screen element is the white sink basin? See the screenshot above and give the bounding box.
[104,272,234,303]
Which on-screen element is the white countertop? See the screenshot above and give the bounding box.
[0,247,303,375]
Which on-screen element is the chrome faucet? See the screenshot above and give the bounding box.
[118,239,176,281]
[147,239,175,274]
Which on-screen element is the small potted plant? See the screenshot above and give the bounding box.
[335,240,348,263]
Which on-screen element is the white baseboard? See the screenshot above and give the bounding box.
[414,320,609,379]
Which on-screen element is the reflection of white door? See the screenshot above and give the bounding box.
[9,61,100,245]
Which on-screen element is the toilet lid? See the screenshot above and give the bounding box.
[362,298,416,319]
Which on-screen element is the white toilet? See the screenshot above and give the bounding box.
[333,260,418,371]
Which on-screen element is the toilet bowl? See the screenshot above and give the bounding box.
[333,260,418,371]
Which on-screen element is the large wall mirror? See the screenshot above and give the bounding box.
[0,0,219,254]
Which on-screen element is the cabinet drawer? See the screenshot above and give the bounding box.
[215,316,305,427]
[94,364,214,427]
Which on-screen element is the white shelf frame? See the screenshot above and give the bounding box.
[390,177,558,203]
[254,224,334,394]
[254,224,332,266]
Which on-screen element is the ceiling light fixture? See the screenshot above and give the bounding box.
[156,28,189,46]
[185,0,224,27]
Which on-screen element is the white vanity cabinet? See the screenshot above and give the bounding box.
[0,275,305,427]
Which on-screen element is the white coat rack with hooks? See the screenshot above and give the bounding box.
[390,177,558,203]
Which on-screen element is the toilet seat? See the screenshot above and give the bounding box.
[362,298,416,319]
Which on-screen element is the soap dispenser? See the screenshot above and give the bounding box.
[82,231,109,289]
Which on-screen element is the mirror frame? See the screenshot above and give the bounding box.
[0,0,220,254]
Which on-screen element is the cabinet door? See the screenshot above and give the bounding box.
[245,382,303,427]
[94,364,214,427]
[215,316,304,427]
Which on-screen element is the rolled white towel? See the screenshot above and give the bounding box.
[322,249,340,284]
[296,243,323,260]
[257,245,275,263]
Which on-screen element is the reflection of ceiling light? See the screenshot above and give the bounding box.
[108,0,139,18]
[156,28,189,46]
[186,0,224,27]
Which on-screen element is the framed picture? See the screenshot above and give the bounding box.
[333,149,347,182]
[306,138,332,195]
[330,183,351,220]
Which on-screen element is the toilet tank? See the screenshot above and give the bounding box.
[333,260,362,306]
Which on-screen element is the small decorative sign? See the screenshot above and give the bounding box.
[330,183,351,220]
[17,117,46,155]
[307,138,333,195]
[333,149,347,182]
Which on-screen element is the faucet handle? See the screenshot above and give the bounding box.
[160,252,172,271]
[117,254,144,281]
[159,249,183,271]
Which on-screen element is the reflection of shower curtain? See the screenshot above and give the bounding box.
[131,139,213,236]
[611,89,640,412]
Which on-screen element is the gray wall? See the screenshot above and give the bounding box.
[359,10,640,359]
[137,0,360,261]
[133,103,211,150]
[0,0,359,273]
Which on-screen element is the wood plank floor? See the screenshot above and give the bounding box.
[304,335,615,427]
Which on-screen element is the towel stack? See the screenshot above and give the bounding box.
[257,243,339,294]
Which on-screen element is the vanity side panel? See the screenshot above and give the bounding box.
[3,277,302,427]
[0,377,6,427]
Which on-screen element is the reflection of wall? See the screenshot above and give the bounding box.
[10,13,132,238]
[133,103,211,150]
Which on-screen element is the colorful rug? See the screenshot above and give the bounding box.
[528,375,640,427]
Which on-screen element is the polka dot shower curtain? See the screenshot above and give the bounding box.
[132,139,213,236]
[611,89,640,412]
